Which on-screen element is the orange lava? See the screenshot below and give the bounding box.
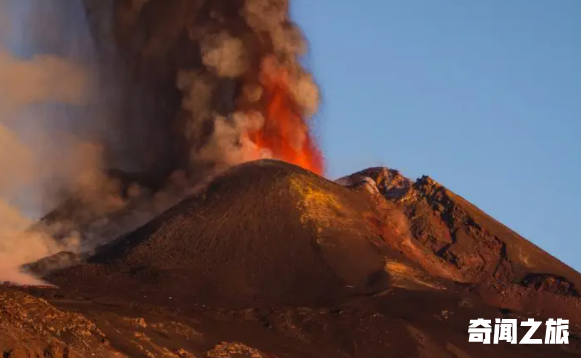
[247,56,324,175]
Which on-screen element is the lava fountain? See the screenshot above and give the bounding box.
[247,55,324,175]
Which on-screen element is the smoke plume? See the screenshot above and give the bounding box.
[1,0,323,284]
[93,0,323,176]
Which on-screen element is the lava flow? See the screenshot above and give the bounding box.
[248,56,324,175]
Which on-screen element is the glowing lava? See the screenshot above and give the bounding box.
[248,56,324,175]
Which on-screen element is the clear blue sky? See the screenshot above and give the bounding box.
[292,1,581,271]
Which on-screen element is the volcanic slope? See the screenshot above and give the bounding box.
[47,160,414,308]
[341,168,581,325]
[4,160,580,357]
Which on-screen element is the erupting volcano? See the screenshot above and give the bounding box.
[0,1,579,358]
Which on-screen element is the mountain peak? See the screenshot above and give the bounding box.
[337,167,414,200]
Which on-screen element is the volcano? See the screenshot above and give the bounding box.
[2,1,576,357]
[46,160,395,308]
[2,160,581,358]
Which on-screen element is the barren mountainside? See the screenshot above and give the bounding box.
[2,160,581,357]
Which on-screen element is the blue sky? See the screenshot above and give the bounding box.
[292,1,581,270]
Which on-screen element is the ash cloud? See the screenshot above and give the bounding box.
[104,0,322,175]
[1,0,322,284]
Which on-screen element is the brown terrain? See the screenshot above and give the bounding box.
[2,159,581,357]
